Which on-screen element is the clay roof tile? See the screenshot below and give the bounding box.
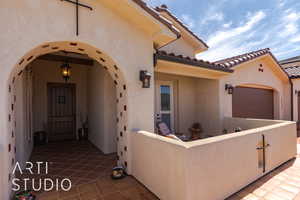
[214,48,271,68]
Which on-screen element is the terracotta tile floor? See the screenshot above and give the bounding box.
[15,141,158,200]
[226,138,300,200]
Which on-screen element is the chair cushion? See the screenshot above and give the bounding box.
[158,122,171,136]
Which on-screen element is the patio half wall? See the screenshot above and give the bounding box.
[131,118,297,200]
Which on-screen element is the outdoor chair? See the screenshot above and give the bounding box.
[156,122,189,141]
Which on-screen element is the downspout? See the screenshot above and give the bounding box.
[290,79,294,121]
[154,35,181,67]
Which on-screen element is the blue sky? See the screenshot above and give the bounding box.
[147,0,300,61]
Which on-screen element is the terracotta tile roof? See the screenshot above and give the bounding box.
[214,48,271,68]
[132,0,180,38]
[279,55,300,65]
[284,66,300,79]
[155,5,209,49]
[156,51,233,73]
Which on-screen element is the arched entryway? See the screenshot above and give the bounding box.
[6,41,130,196]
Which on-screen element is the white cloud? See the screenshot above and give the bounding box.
[290,34,300,43]
[206,11,266,47]
[223,22,232,28]
[279,10,300,37]
[196,10,267,61]
[278,0,286,8]
[201,12,224,24]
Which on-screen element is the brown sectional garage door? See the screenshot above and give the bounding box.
[232,87,274,119]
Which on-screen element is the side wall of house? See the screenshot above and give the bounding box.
[15,72,34,169]
[87,63,117,154]
[219,58,291,126]
[196,79,222,135]
[0,1,155,198]
[292,79,300,121]
[160,38,196,58]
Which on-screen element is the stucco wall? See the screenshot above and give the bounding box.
[292,79,300,121]
[15,72,34,169]
[196,78,222,135]
[0,1,155,198]
[155,73,222,136]
[219,59,290,124]
[132,119,296,200]
[87,63,117,154]
[160,38,196,58]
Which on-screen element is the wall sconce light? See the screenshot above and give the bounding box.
[296,90,300,95]
[140,70,152,88]
[225,84,234,95]
[61,62,71,82]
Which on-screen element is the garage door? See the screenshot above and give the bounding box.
[232,87,274,119]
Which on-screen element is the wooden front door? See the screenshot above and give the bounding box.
[233,86,274,119]
[48,83,76,141]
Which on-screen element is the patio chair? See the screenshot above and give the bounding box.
[156,122,189,141]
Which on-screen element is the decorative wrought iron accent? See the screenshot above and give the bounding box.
[60,0,93,35]
[256,134,270,173]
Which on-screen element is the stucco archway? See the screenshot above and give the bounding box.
[6,41,130,193]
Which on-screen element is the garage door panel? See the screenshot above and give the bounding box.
[233,87,274,119]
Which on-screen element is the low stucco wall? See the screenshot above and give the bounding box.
[131,119,297,200]
[223,117,283,133]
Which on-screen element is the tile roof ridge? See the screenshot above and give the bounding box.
[214,48,270,68]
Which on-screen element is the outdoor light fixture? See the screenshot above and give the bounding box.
[61,62,71,82]
[296,90,300,95]
[225,84,234,95]
[140,70,152,88]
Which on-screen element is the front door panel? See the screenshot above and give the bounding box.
[48,83,76,141]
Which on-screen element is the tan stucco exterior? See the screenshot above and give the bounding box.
[0,0,170,198]
[219,56,291,123]
[0,1,298,200]
[291,79,300,121]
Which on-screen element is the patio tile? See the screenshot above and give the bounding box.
[15,141,157,200]
[101,192,128,200]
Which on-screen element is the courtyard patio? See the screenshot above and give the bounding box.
[13,131,300,200]
[15,141,158,200]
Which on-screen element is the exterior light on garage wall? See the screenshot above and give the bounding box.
[61,62,71,82]
[140,70,152,88]
[295,90,300,95]
[225,84,234,95]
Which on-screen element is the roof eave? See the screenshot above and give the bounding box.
[155,53,233,73]
[155,7,209,49]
